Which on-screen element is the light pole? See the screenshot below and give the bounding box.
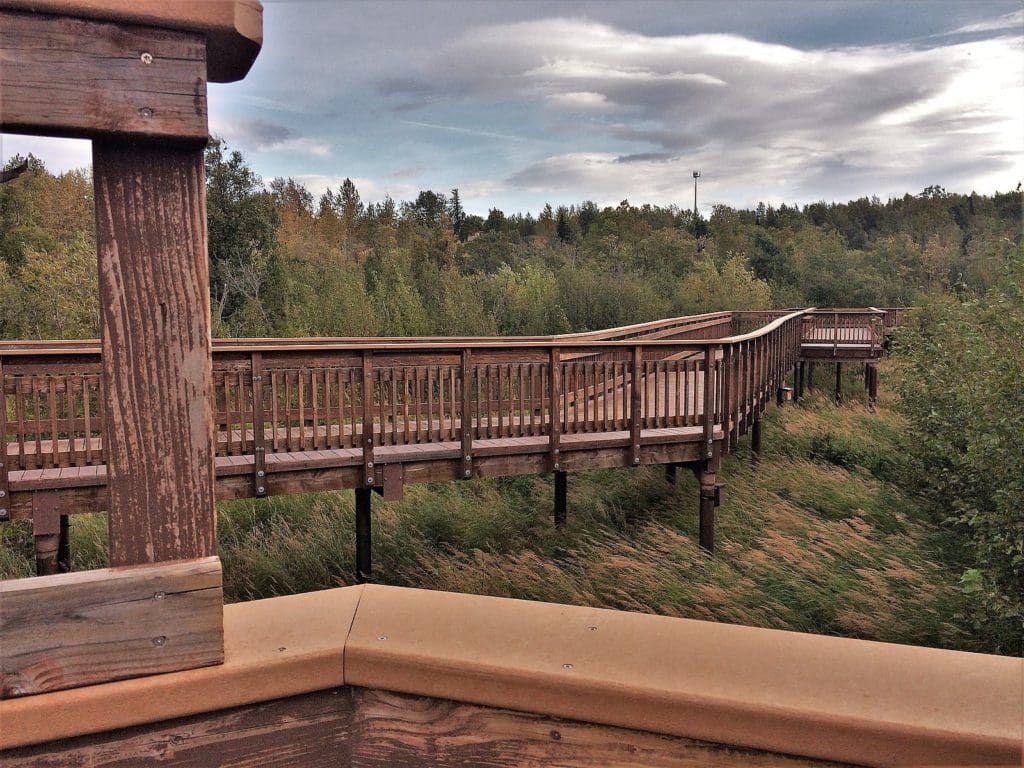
[692,170,700,222]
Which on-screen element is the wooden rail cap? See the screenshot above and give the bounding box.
[0,0,262,82]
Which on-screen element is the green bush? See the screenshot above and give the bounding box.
[893,253,1024,654]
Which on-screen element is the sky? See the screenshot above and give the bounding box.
[2,0,1022,216]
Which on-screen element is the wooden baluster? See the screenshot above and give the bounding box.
[427,366,435,443]
[361,351,375,488]
[549,348,561,471]
[630,346,642,466]
[461,349,473,478]
[0,359,6,523]
[251,353,267,497]
[703,347,716,459]
[449,367,457,441]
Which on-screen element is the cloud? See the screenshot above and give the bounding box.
[382,15,1022,207]
[400,120,525,143]
[946,9,1024,36]
[212,117,332,157]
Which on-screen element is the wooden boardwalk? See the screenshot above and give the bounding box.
[1,308,896,572]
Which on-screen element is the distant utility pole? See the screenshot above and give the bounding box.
[692,170,701,222]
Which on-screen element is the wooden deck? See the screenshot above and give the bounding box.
[2,307,898,570]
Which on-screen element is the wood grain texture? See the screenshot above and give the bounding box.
[0,0,262,82]
[0,686,848,767]
[0,557,223,698]
[93,141,216,566]
[0,10,208,140]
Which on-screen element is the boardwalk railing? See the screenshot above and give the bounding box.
[0,311,799,476]
[1,306,896,573]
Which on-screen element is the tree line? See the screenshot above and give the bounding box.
[1,141,1020,340]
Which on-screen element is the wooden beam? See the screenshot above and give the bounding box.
[93,141,216,566]
[0,557,223,698]
[0,10,208,141]
[0,686,847,767]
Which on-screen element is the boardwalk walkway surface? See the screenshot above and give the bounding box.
[1,307,899,573]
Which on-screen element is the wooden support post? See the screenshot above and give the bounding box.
[796,362,804,401]
[57,514,71,573]
[93,141,216,566]
[751,415,762,467]
[355,487,372,584]
[0,356,7,525]
[251,352,267,497]
[553,470,567,528]
[698,474,716,555]
[868,363,878,405]
[549,347,561,472]
[835,363,843,403]
[362,351,376,487]
[629,346,642,467]
[462,349,474,479]
[664,463,678,486]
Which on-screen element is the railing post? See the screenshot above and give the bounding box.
[703,347,715,459]
[362,350,375,487]
[553,469,567,528]
[722,344,734,454]
[0,356,7,524]
[630,345,642,466]
[549,347,561,471]
[251,351,267,498]
[462,348,473,478]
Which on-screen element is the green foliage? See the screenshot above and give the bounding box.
[892,255,1024,654]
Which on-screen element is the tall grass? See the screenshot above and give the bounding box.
[0,363,970,650]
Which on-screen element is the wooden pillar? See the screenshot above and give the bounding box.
[553,470,567,528]
[355,487,372,583]
[697,470,717,555]
[868,363,878,405]
[834,363,843,403]
[795,362,805,401]
[93,141,216,566]
[751,415,762,467]
[664,463,678,486]
[57,515,71,573]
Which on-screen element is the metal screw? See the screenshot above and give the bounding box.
[153,591,166,600]
[140,52,154,64]
[256,470,265,478]
[0,489,6,497]
[550,730,561,741]
[170,735,184,746]
[0,509,7,519]
[257,486,265,494]
[9,686,24,696]
[378,635,388,641]
[463,470,471,478]
[553,449,559,456]
[153,635,167,647]
[553,463,560,471]
[366,477,374,485]
[587,626,598,631]
[366,461,374,469]
[633,457,640,465]
[464,455,472,462]
[139,107,154,118]
[562,663,574,670]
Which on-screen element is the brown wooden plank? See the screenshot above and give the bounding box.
[93,141,216,566]
[0,685,845,767]
[0,10,208,141]
[0,557,223,698]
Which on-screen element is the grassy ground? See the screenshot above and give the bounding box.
[0,364,970,651]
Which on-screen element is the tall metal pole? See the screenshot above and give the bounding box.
[692,170,701,222]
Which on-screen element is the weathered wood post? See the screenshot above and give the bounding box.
[553,470,567,528]
[355,487,373,583]
[835,363,843,403]
[0,2,262,697]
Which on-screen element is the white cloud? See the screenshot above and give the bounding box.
[0,135,90,172]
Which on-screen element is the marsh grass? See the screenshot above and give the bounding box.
[0,363,968,650]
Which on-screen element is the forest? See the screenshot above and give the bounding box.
[1,143,1021,654]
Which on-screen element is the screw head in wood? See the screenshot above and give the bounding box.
[256,470,265,478]
[257,486,265,494]
[378,635,387,641]
[153,635,166,647]
[0,509,7,519]
[463,470,471,478]
[366,477,374,485]
[562,663,574,670]
[0,489,6,497]
[139,107,154,118]
[140,52,154,64]
[464,455,472,462]
[553,463,560,471]
[366,461,374,469]
[153,591,166,600]
[633,457,640,465]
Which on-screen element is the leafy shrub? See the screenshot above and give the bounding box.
[892,254,1024,654]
